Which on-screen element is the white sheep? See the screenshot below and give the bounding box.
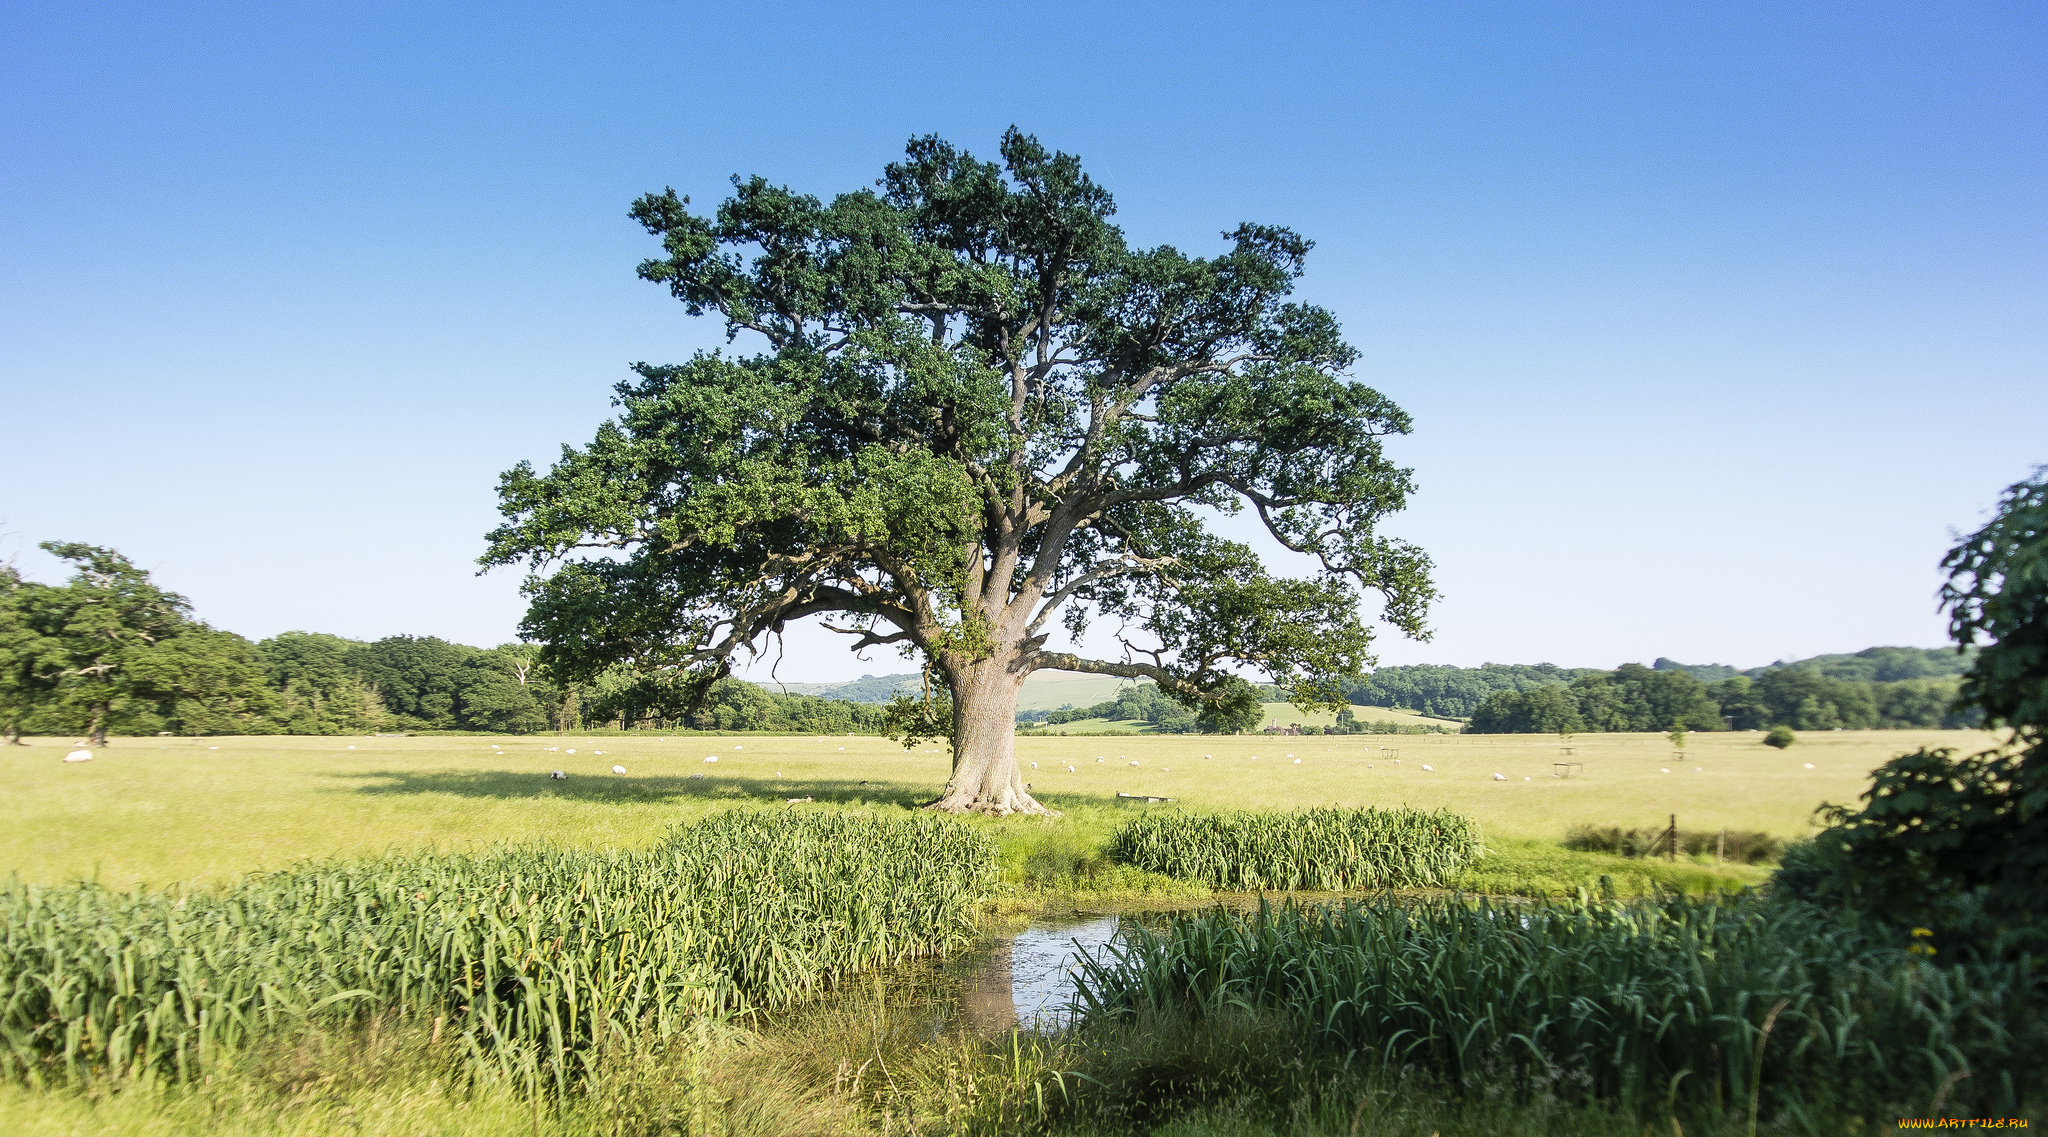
[1292,758,1301,764]
[63,749,92,763]
[549,771,567,780]
[704,756,718,763]
[1421,764,1433,771]
[1492,773,1506,781]
[612,765,627,775]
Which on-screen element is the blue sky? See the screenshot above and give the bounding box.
[4,1,2043,681]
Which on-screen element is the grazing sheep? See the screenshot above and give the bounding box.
[1030,762,1038,768]
[1066,765,1076,773]
[1492,773,1506,781]
[785,796,813,804]
[612,765,627,775]
[704,756,718,763]
[1420,764,1433,771]
[549,771,567,780]
[1292,758,1301,764]
[1129,760,1140,767]
[63,749,92,763]
[566,748,577,754]
[688,773,704,780]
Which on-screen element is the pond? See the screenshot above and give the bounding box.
[958,912,1127,1031]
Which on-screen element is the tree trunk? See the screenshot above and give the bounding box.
[928,654,1056,816]
[2,723,22,746]
[87,707,108,747]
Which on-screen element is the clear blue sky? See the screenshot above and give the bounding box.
[4,1,2043,681]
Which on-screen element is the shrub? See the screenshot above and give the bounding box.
[1564,823,1782,865]
[1763,725,1796,748]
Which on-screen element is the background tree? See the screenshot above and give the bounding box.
[1785,467,2048,925]
[0,564,55,745]
[17,543,195,744]
[484,130,1435,814]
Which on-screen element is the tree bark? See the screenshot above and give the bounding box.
[928,652,1057,816]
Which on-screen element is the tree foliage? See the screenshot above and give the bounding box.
[481,129,1436,811]
[1785,467,2048,927]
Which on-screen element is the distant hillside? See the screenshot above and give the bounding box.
[769,673,920,703]
[1016,673,1154,712]
[1653,646,1973,685]
[768,670,1150,708]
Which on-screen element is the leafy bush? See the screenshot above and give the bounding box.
[1108,807,1481,891]
[1564,823,1782,864]
[1763,725,1796,748]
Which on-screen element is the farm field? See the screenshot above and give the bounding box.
[0,727,1985,889]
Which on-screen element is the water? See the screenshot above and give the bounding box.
[959,914,1125,1031]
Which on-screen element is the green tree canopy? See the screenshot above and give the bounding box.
[484,130,1435,814]
[1786,467,2048,926]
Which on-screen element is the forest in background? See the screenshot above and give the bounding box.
[3,543,1980,739]
[0,545,885,738]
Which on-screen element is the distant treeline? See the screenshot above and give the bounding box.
[1026,683,1217,734]
[1021,683,1441,736]
[0,544,889,738]
[1343,663,1602,720]
[1350,647,1974,731]
[1465,659,1977,734]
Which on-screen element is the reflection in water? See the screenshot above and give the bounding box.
[962,915,1125,1031]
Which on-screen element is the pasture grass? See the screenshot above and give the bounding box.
[1,728,1980,891]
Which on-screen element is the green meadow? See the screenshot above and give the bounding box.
[6,726,2033,1135]
[2,728,1974,891]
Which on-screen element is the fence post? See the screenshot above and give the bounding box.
[1668,813,1678,862]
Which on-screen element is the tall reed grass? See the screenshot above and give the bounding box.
[1071,893,2039,1122]
[1108,807,1481,891]
[0,810,997,1091]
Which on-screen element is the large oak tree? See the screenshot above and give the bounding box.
[484,130,1434,815]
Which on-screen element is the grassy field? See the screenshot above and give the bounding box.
[0,727,1986,890]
